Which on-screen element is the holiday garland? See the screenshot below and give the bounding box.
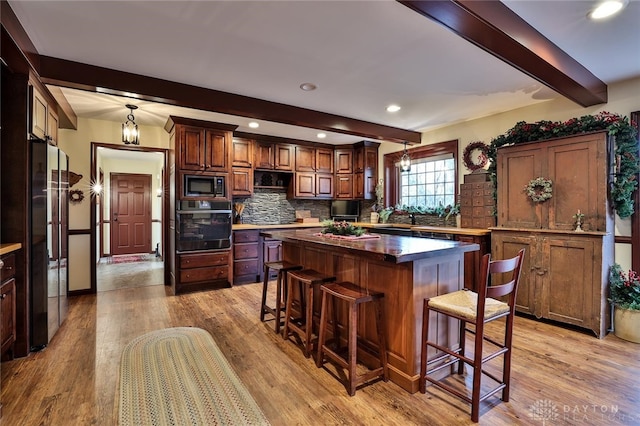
[487,112,639,218]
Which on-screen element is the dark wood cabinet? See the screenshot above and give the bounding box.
[177,126,230,172]
[335,175,354,199]
[231,168,253,196]
[232,137,253,168]
[316,148,334,173]
[293,172,334,199]
[176,250,231,293]
[335,148,353,174]
[255,142,294,171]
[0,253,17,358]
[295,146,316,172]
[231,137,254,196]
[493,131,613,337]
[353,142,378,200]
[233,230,260,284]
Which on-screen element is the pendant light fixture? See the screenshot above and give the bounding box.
[400,142,411,172]
[122,104,140,145]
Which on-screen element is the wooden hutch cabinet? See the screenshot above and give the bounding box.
[491,132,614,337]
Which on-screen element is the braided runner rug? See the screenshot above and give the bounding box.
[119,327,270,425]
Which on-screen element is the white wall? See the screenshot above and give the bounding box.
[378,76,640,265]
[58,118,169,291]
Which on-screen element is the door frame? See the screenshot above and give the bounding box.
[90,142,170,294]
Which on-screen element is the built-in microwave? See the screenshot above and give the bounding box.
[183,174,225,198]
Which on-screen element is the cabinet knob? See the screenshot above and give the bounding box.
[0,294,6,299]
[0,260,4,269]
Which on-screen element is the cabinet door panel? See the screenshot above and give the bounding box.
[316,174,334,198]
[547,140,601,231]
[232,138,253,168]
[336,175,354,199]
[335,149,353,174]
[491,232,536,316]
[231,168,253,196]
[255,143,274,169]
[497,147,544,228]
[205,130,228,171]
[179,127,205,170]
[295,146,316,172]
[295,173,315,197]
[30,86,48,140]
[275,144,294,171]
[1,278,16,355]
[543,237,594,327]
[316,148,334,173]
[47,108,59,146]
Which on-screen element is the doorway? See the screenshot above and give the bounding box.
[109,172,152,256]
[90,143,169,293]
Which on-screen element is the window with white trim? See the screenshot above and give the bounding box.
[397,154,456,208]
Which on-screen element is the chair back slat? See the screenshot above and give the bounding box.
[477,249,525,312]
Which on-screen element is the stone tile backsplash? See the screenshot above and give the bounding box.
[234,188,331,224]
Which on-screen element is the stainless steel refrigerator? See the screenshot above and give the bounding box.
[30,140,69,351]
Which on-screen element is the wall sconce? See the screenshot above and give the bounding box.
[400,142,411,172]
[156,188,163,198]
[122,104,140,145]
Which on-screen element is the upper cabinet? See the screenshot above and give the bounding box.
[231,137,254,196]
[29,83,58,145]
[255,142,294,171]
[178,126,230,172]
[353,141,379,200]
[165,116,237,175]
[295,146,333,173]
[335,148,353,174]
[496,132,609,231]
[232,137,253,168]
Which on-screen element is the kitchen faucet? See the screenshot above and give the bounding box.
[409,213,416,225]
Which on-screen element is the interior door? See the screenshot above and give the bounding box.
[110,173,152,255]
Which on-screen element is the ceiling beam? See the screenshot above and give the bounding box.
[398,0,607,107]
[37,55,421,145]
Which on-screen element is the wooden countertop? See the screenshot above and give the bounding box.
[261,229,479,264]
[0,243,22,256]
[234,221,491,236]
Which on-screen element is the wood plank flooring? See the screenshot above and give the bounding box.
[1,282,639,425]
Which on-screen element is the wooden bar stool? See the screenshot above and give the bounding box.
[316,281,388,396]
[260,261,303,334]
[282,269,335,357]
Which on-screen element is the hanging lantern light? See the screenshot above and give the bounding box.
[400,141,411,172]
[122,104,139,145]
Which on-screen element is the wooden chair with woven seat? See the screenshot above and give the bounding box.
[260,261,303,334]
[419,249,524,422]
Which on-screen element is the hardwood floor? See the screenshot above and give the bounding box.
[1,282,639,425]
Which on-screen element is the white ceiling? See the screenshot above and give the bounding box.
[8,0,640,145]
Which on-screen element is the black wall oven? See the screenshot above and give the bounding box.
[176,200,232,252]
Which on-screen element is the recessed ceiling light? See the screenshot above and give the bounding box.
[317,132,327,139]
[386,104,401,113]
[300,82,317,91]
[588,0,628,19]
[248,122,259,128]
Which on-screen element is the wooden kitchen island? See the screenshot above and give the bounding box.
[261,229,479,393]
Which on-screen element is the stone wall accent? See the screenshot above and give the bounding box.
[234,188,330,224]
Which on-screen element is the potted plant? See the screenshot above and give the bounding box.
[609,263,640,343]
